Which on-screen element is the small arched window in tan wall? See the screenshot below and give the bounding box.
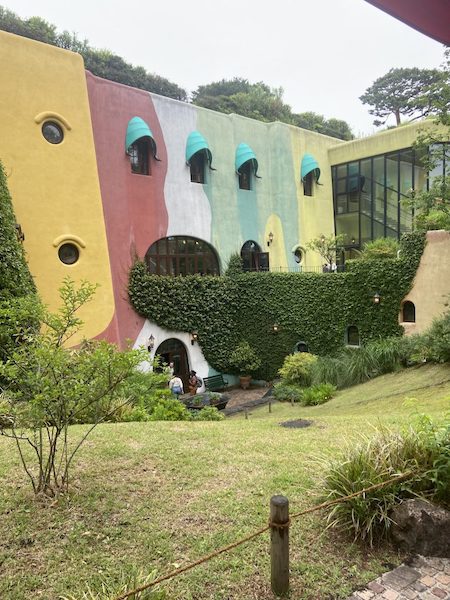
[402,301,416,323]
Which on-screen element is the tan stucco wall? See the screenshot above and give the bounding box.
[401,230,450,335]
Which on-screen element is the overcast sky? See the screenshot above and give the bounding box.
[6,0,446,136]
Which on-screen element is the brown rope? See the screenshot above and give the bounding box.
[113,470,414,600]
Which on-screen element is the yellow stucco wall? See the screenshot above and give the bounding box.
[401,230,450,335]
[0,31,114,342]
[328,121,437,166]
[290,129,343,268]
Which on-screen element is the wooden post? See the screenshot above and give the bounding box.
[269,401,272,413]
[270,495,289,596]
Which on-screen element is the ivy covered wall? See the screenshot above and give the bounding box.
[0,160,36,360]
[129,232,426,380]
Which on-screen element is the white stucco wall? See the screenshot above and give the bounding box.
[152,96,212,242]
[134,319,210,392]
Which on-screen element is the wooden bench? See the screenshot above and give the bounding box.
[203,374,228,392]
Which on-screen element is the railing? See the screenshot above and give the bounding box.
[270,265,345,273]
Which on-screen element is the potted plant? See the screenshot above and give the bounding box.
[229,341,261,389]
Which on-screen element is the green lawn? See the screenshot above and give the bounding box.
[1,363,449,599]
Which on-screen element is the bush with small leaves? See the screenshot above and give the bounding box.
[361,237,399,260]
[273,382,303,403]
[278,352,318,387]
[301,383,336,406]
[190,406,224,421]
[148,397,192,421]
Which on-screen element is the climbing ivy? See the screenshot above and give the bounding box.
[129,232,426,380]
[0,160,37,359]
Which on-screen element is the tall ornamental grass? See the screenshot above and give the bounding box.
[321,417,450,546]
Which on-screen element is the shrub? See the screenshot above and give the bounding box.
[301,383,336,406]
[148,397,191,421]
[229,341,261,376]
[361,237,399,260]
[416,209,450,231]
[422,310,450,363]
[190,406,224,421]
[0,279,147,497]
[225,252,244,276]
[321,418,450,546]
[273,382,303,403]
[278,352,318,387]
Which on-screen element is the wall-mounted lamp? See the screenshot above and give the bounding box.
[272,323,280,333]
[15,223,25,243]
[267,231,274,247]
[191,331,199,345]
[373,292,381,305]
[147,334,155,351]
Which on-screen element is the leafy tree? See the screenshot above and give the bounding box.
[193,79,293,123]
[0,278,148,497]
[407,50,450,230]
[360,67,446,126]
[0,6,187,100]
[405,173,450,232]
[306,233,346,267]
[191,77,252,102]
[193,79,353,139]
[291,112,354,140]
[322,118,354,141]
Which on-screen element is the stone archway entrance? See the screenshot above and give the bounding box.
[156,338,190,390]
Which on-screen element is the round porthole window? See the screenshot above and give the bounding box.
[58,243,79,265]
[42,121,64,144]
[294,248,303,264]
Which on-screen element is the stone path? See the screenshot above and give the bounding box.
[222,386,273,415]
[348,556,450,599]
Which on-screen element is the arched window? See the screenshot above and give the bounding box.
[129,138,150,175]
[402,301,416,323]
[346,325,360,346]
[145,236,220,276]
[126,117,159,176]
[235,143,259,191]
[239,161,252,190]
[186,131,213,184]
[240,240,269,272]
[190,151,206,183]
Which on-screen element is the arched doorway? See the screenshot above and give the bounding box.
[156,338,190,390]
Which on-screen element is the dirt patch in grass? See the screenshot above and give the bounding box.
[280,419,313,428]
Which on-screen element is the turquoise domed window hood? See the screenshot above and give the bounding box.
[125,117,158,158]
[186,131,213,167]
[235,143,259,176]
[301,153,320,182]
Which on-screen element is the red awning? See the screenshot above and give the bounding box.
[364,0,450,45]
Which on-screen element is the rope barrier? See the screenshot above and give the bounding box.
[113,470,414,600]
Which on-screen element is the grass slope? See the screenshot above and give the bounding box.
[0,364,449,599]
